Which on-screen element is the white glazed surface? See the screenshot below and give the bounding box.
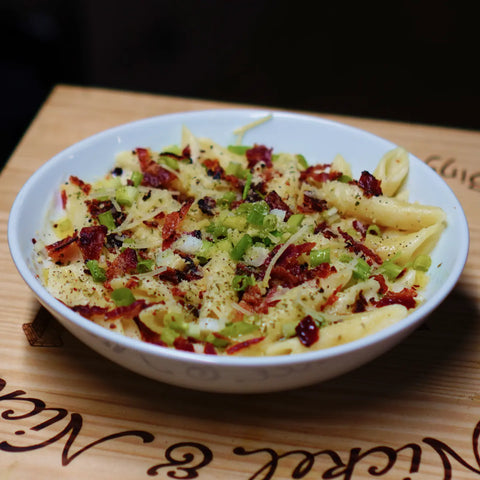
[8,109,469,393]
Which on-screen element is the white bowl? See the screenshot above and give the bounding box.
[8,109,469,393]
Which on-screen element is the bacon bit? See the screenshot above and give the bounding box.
[125,277,140,290]
[295,315,319,347]
[45,233,80,265]
[352,291,368,313]
[204,343,217,355]
[182,145,191,159]
[239,284,269,314]
[371,274,388,295]
[375,288,418,309]
[337,227,383,265]
[69,175,91,195]
[298,192,328,213]
[85,199,113,218]
[162,198,194,249]
[73,299,147,321]
[136,147,179,190]
[198,196,216,216]
[226,336,265,355]
[356,171,382,197]
[173,336,195,352]
[300,165,342,184]
[246,144,273,169]
[314,221,338,239]
[202,158,224,179]
[106,247,138,280]
[143,220,160,228]
[321,285,342,311]
[265,190,293,219]
[133,316,167,346]
[78,225,107,261]
[171,286,187,297]
[352,220,367,239]
[61,189,67,209]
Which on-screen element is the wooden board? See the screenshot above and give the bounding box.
[1,85,479,479]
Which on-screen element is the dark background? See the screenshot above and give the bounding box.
[1,1,478,170]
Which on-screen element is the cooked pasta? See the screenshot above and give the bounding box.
[33,128,446,356]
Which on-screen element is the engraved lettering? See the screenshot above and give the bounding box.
[147,442,213,478]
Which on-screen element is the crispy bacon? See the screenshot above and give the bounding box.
[314,221,338,239]
[337,227,383,265]
[375,288,417,309]
[372,274,388,295]
[298,192,328,213]
[173,336,195,352]
[162,198,194,249]
[357,171,382,197]
[300,165,342,184]
[352,291,368,313]
[106,247,138,280]
[133,316,167,346]
[265,190,293,220]
[60,189,67,209]
[45,233,79,265]
[198,196,216,216]
[202,158,224,179]
[295,315,319,347]
[204,343,217,355]
[136,147,179,190]
[73,299,147,321]
[226,336,265,355]
[352,220,367,239]
[321,285,342,311]
[78,225,107,261]
[69,175,91,195]
[246,144,273,169]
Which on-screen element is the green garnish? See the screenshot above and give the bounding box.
[137,259,155,273]
[353,258,371,280]
[413,254,432,272]
[97,211,116,231]
[232,274,255,292]
[242,172,253,200]
[286,213,304,232]
[220,321,259,337]
[116,185,138,207]
[110,287,136,306]
[86,259,107,283]
[130,171,144,187]
[227,145,251,155]
[230,234,253,261]
[310,248,331,267]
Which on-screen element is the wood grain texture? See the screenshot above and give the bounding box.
[0,85,479,479]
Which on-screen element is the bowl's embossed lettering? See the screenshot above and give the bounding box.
[426,154,480,192]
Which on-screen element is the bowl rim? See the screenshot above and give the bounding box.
[7,108,470,368]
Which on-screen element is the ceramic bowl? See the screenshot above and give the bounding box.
[8,109,469,393]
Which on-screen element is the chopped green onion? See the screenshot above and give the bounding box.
[225,162,247,179]
[413,254,432,272]
[206,222,228,238]
[130,171,144,187]
[161,327,178,346]
[242,172,253,200]
[137,259,155,273]
[263,214,278,231]
[353,258,371,280]
[159,154,179,170]
[282,322,297,338]
[220,321,259,337]
[86,260,107,283]
[379,259,403,280]
[116,185,138,207]
[223,215,247,230]
[339,254,353,263]
[164,313,187,333]
[110,287,136,306]
[230,234,253,261]
[205,333,230,348]
[232,274,255,291]
[338,174,353,183]
[367,224,381,236]
[218,191,236,207]
[97,211,116,231]
[227,145,250,155]
[296,154,308,169]
[286,213,305,232]
[310,248,331,267]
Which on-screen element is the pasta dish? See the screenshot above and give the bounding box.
[35,124,446,356]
